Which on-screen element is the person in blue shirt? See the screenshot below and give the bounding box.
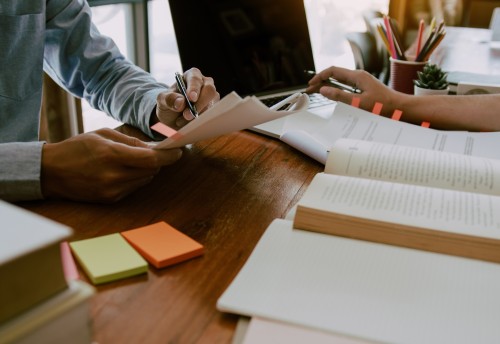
[307,66,500,131]
[0,0,219,203]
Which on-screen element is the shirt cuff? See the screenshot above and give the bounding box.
[0,142,44,202]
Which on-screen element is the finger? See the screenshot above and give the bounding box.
[157,91,185,112]
[319,85,355,105]
[117,147,183,168]
[195,77,219,114]
[318,66,359,87]
[156,91,185,127]
[94,128,149,148]
[183,67,204,102]
[92,132,183,168]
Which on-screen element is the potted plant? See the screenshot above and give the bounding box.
[413,63,449,95]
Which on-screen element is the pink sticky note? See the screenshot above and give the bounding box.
[151,122,179,138]
[60,241,79,281]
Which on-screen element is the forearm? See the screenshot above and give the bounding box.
[44,0,167,138]
[0,142,44,202]
[396,94,500,131]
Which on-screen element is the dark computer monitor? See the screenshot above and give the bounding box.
[168,0,316,98]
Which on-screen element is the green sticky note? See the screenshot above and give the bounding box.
[69,233,148,285]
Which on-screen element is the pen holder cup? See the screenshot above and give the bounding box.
[389,58,427,95]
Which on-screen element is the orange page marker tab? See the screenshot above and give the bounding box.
[151,122,178,138]
[421,121,430,128]
[121,222,204,269]
[372,102,383,115]
[350,97,361,108]
[61,241,79,281]
[391,109,403,121]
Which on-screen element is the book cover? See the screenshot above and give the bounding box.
[0,201,72,324]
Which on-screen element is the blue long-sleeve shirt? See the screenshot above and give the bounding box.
[0,0,169,201]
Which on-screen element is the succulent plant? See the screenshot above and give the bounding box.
[413,63,449,90]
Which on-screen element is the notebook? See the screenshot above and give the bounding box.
[168,0,336,137]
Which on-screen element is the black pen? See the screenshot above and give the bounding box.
[304,70,362,94]
[175,72,198,118]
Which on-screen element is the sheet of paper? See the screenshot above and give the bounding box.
[153,92,308,149]
[280,102,500,164]
[69,233,148,285]
[242,317,370,344]
[217,219,500,344]
[121,221,203,269]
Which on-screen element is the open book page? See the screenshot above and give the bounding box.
[326,138,500,196]
[153,92,308,149]
[296,173,500,241]
[217,219,500,344]
[279,102,500,164]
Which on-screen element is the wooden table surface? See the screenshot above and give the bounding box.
[18,128,322,343]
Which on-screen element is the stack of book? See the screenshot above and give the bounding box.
[217,133,500,343]
[0,200,94,344]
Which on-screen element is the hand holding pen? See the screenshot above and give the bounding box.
[304,70,362,94]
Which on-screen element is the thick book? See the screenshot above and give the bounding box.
[0,280,94,344]
[0,201,72,324]
[217,218,500,344]
[276,101,500,164]
[293,138,500,263]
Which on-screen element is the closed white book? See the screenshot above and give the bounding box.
[0,201,72,324]
[0,280,94,344]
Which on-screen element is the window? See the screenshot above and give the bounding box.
[83,0,389,132]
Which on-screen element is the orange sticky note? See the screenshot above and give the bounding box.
[421,121,430,128]
[372,102,383,115]
[350,97,361,108]
[391,109,403,121]
[121,222,204,269]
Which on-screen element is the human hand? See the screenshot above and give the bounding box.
[156,67,220,129]
[41,128,182,203]
[305,66,406,117]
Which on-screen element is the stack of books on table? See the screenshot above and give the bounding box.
[218,136,500,343]
[0,200,94,344]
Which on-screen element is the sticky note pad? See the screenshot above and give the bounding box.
[121,222,204,269]
[69,233,148,285]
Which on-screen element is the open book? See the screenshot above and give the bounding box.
[276,101,500,164]
[293,138,500,263]
[151,91,309,149]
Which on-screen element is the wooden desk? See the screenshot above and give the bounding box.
[19,128,322,343]
[430,27,500,75]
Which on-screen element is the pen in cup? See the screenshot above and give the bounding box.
[174,72,198,118]
[304,70,362,94]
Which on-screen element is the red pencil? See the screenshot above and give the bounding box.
[383,15,397,59]
[416,19,425,56]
